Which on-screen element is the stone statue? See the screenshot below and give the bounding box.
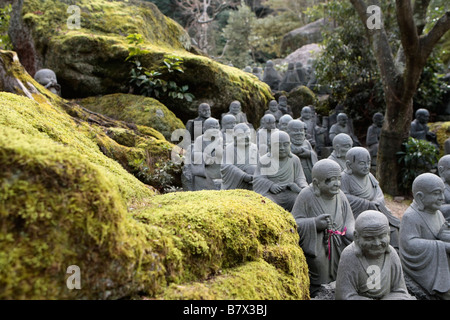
[34,68,61,96]
[278,114,293,131]
[221,114,236,146]
[329,113,361,146]
[265,100,283,123]
[243,66,252,73]
[257,114,278,157]
[399,173,450,300]
[294,61,307,86]
[222,100,249,125]
[328,133,353,171]
[292,159,355,296]
[253,131,308,212]
[335,210,414,300]
[262,60,281,91]
[279,62,302,92]
[287,120,318,184]
[300,106,317,149]
[192,118,223,190]
[410,108,439,148]
[186,103,211,142]
[366,112,384,169]
[445,138,450,155]
[437,155,450,222]
[252,66,263,80]
[221,123,258,190]
[278,95,293,117]
[341,147,401,251]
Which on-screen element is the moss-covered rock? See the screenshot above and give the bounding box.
[277,85,317,118]
[76,93,185,141]
[428,121,450,157]
[9,0,273,126]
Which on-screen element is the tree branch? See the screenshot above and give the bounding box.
[413,0,432,35]
[350,0,400,86]
[420,11,450,60]
[396,0,419,56]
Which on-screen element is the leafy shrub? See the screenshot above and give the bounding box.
[0,4,12,50]
[397,137,439,193]
[126,33,194,102]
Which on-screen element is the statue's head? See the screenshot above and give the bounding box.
[34,69,60,95]
[203,117,220,133]
[261,114,276,130]
[198,103,211,118]
[266,60,274,68]
[412,173,445,213]
[268,100,279,112]
[301,106,312,120]
[287,62,295,71]
[312,159,342,199]
[278,95,288,107]
[332,133,353,158]
[345,147,371,177]
[295,61,303,69]
[373,112,384,127]
[287,120,306,144]
[438,155,450,184]
[271,131,291,159]
[229,101,242,114]
[278,114,293,131]
[233,123,251,147]
[221,114,236,131]
[337,113,348,127]
[354,210,390,258]
[415,108,430,124]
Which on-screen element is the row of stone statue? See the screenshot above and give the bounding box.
[243,60,320,93]
[181,101,450,299]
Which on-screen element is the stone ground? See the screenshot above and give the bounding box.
[384,195,413,220]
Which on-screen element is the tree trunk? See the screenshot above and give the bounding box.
[376,94,413,195]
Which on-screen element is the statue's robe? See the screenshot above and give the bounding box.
[186,116,207,142]
[399,202,450,297]
[192,134,223,190]
[290,139,318,184]
[366,124,381,166]
[328,151,346,171]
[253,153,307,212]
[300,118,317,149]
[341,172,401,250]
[292,187,355,287]
[335,242,412,300]
[440,183,450,222]
[221,142,258,190]
[256,128,278,157]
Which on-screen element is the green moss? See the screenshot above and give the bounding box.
[158,259,310,300]
[0,90,309,299]
[428,121,450,157]
[77,93,185,140]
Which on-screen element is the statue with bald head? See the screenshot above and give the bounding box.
[253,131,307,212]
[366,112,384,169]
[34,68,61,96]
[257,113,278,157]
[328,133,353,171]
[335,210,413,300]
[329,113,360,146]
[221,123,258,190]
[262,60,281,91]
[186,102,212,142]
[399,173,450,300]
[341,147,401,251]
[265,100,283,123]
[191,117,223,190]
[292,159,355,297]
[221,114,236,146]
[278,114,293,132]
[222,100,249,125]
[438,155,450,222]
[287,120,317,183]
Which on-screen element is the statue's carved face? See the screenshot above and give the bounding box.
[418,188,444,212]
[336,142,352,158]
[315,173,341,198]
[229,102,241,114]
[287,122,305,144]
[337,115,348,127]
[349,155,371,177]
[222,117,236,130]
[262,117,276,130]
[269,101,278,112]
[355,229,390,259]
[198,105,211,118]
[301,108,312,120]
[417,112,429,124]
[374,115,384,127]
[439,164,450,183]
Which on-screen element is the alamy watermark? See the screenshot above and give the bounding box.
[66,265,81,290]
[366,5,381,30]
[67,5,81,30]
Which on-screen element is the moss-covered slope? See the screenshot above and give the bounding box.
[10,0,273,125]
[76,93,185,141]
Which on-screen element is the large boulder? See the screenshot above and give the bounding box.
[0,50,309,300]
[8,0,273,126]
[280,18,332,55]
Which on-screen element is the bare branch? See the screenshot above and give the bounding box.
[396,0,419,55]
[420,11,450,59]
[413,0,432,35]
